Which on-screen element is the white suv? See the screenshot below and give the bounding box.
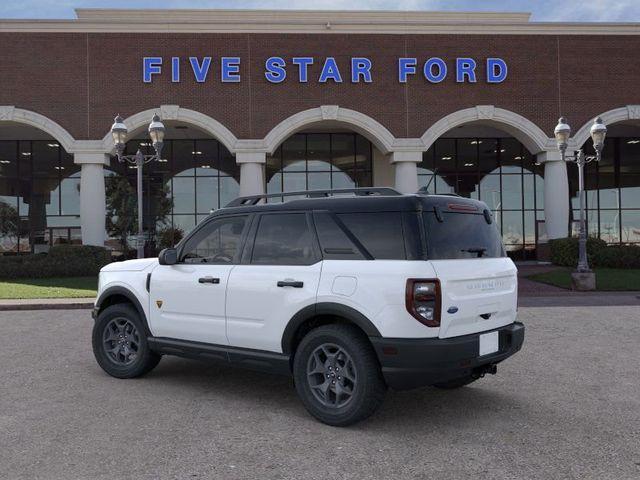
[92,188,524,426]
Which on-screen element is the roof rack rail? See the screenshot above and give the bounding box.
[225,187,401,207]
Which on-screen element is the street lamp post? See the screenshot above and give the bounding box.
[553,116,607,287]
[110,114,166,259]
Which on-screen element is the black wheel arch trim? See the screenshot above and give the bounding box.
[281,302,381,354]
[95,286,151,337]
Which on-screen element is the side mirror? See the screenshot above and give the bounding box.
[158,248,177,265]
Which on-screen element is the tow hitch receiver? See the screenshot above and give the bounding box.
[472,364,497,379]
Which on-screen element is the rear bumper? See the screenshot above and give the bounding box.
[370,322,525,390]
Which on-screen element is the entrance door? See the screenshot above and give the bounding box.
[149,214,250,345]
[226,212,322,352]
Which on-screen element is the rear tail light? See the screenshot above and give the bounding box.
[405,279,441,327]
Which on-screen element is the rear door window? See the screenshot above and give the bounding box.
[251,213,319,265]
[423,211,505,259]
[337,212,406,260]
[313,212,366,260]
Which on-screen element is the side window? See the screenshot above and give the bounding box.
[337,212,406,260]
[313,212,366,260]
[251,213,317,265]
[181,216,248,264]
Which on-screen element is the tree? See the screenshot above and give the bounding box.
[105,175,172,253]
[0,201,21,251]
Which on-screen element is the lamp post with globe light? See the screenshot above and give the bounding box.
[553,116,607,289]
[110,114,166,259]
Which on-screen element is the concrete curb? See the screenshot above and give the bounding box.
[0,298,94,311]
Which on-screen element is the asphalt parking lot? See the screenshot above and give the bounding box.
[1,306,639,480]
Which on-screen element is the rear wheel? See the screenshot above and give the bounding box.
[92,304,161,378]
[293,324,386,427]
[433,375,478,389]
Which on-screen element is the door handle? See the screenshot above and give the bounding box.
[198,276,220,284]
[277,280,304,288]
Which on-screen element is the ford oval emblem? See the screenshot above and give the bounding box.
[447,306,459,314]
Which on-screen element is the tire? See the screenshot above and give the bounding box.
[92,303,161,379]
[432,375,478,389]
[293,324,387,427]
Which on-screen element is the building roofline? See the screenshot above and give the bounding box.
[0,8,639,35]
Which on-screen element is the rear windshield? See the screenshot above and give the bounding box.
[423,211,505,260]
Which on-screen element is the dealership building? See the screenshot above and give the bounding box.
[1,9,640,257]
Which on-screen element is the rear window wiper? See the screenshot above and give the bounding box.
[461,247,487,258]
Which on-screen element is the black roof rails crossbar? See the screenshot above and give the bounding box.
[225,187,401,207]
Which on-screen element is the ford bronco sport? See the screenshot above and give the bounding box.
[92,188,524,426]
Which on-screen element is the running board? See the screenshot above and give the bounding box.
[147,337,292,376]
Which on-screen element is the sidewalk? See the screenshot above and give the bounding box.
[0,297,95,311]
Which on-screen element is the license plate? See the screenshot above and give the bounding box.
[479,331,499,356]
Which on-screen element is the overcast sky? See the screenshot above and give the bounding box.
[1,0,639,22]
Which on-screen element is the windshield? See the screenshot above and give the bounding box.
[423,211,505,260]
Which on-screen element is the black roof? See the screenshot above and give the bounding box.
[214,192,489,216]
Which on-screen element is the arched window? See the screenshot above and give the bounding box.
[0,140,79,253]
[420,137,544,258]
[107,138,239,250]
[266,133,373,198]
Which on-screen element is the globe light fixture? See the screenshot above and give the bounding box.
[109,112,166,259]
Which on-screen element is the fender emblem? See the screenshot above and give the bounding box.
[156,300,163,308]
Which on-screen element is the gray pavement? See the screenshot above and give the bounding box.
[0,306,639,480]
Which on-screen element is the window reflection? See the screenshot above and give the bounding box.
[266,133,373,197]
[0,140,80,253]
[106,138,239,251]
[420,137,544,256]
[569,137,640,244]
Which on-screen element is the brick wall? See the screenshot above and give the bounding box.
[1,32,639,142]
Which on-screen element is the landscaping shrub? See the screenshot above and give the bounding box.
[0,245,111,279]
[550,237,640,268]
[549,237,607,267]
[593,245,640,268]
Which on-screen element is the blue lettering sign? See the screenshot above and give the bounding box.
[398,58,417,83]
[351,57,372,83]
[143,57,162,83]
[424,57,447,83]
[221,57,241,83]
[189,57,212,83]
[171,57,180,83]
[319,57,342,83]
[487,58,508,83]
[456,58,477,83]
[265,56,287,83]
[292,57,314,82]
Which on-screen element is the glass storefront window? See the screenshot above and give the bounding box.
[105,138,239,251]
[569,136,640,244]
[0,140,80,253]
[421,136,544,257]
[266,133,373,197]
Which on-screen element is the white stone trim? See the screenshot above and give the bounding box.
[100,105,239,154]
[263,106,396,155]
[571,105,640,148]
[421,105,553,154]
[0,106,76,153]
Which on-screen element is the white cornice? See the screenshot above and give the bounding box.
[0,9,639,35]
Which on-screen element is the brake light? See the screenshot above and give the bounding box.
[405,279,441,327]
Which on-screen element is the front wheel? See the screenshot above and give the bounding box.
[92,303,161,378]
[293,324,387,427]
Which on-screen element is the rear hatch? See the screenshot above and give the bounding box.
[422,203,518,339]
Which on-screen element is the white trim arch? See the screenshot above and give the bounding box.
[572,105,640,148]
[0,106,76,153]
[420,105,553,154]
[100,105,239,154]
[263,106,396,155]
